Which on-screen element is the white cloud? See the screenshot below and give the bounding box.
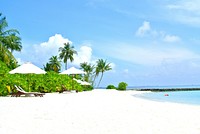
[166,0,200,26]
[123,69,129,74]
[72,46,93,66]
[32,34,71,66]
[163,35,180,43]
[136,21,181,43]
[86,0,110,8]
[15,34,94,69]
[167,5,181,10]
[38,34,72,49]
[104,44,200,66]
[136,21,151,37]
[14,34,71,67]
[167,0,200,13]
[109,62,116,73]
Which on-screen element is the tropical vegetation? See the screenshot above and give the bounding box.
[0,13,118,96]
[44,56,61,72]
[96,59,112,87]
[0,13,22,69]
[80,62,94,83]
[106,82,128,90]
[117,82,128,91]
[59,42,77,70]
[106,85,117,89]
[80,59,112,88]
[0,65,83,96]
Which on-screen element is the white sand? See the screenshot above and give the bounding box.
[0,89,200,134]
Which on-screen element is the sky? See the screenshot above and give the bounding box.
[1,0,200,87]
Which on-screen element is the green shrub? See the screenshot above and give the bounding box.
[0,63,89,96]
[82,85,93,91]
[0,61,10,96]
[117,82,128,91]
[106,85,116,89]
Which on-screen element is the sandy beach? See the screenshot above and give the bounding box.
[0,89,200,134]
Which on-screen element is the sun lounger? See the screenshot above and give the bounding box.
[18,86,45,97]
[10,86,25,97]
[11,85,45,97]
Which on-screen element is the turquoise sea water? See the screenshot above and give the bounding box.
[136,91,200,106]
[128,85,200,90]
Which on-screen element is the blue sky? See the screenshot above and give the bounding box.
[2,0,200,87]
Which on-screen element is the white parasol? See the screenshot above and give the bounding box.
[73,78,91,85]
[60,67,86,90]
[9,62,46,74]
[60,67,86,75]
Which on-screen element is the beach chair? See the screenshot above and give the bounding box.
[10,85,25,97]
[18,86,45,97]
[11,85,45,97]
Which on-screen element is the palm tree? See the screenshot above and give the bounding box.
[0,43,11,64]
[49,56,61,73]
[0,13,22,53]
[80,62,94,82]
[92,65,100,87]
[4,33,22,53]
[96,59,112,87]
[0,13,22,68]
[43,62,51,72]
[59,42,77,70]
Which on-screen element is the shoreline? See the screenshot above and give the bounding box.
[0,90,200,134]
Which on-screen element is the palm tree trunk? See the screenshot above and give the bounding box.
[65,60,68,70]
[97,72,103,88]
[92,74,97,87]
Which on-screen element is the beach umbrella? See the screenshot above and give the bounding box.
[73,78,83,84]
[73,78,91,85]
[9,62,46,74]
[60,67,86,75]
[80,81,91,85]
[60,67,86,90]
[9,62,46,91]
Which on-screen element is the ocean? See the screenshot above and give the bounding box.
[136,90,200,106]
[129,85,200,105]
[127,85,200,90]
